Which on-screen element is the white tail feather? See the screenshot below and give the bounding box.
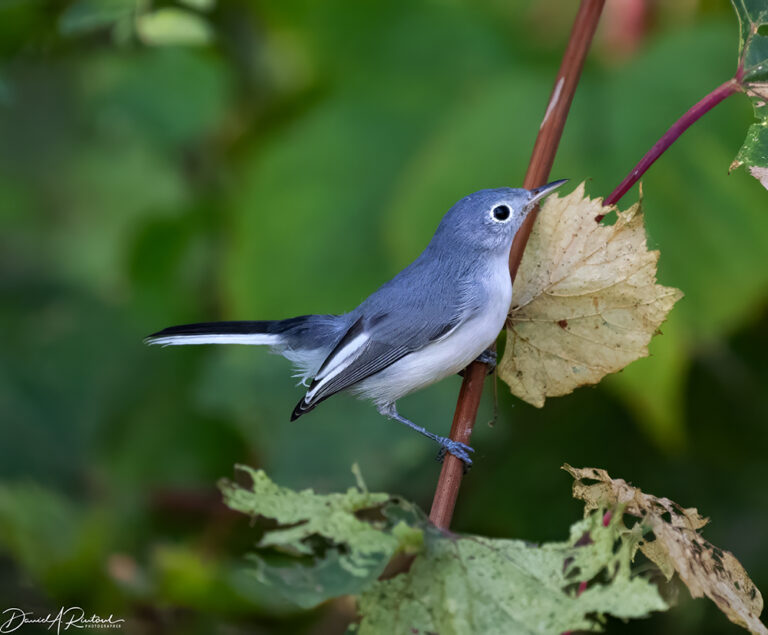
[148,333,282,347]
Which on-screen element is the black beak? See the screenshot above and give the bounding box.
[528,179,568,204]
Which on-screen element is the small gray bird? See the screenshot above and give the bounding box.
[146,180,567,465]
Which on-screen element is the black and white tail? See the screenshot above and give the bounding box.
[145,314,348,384]
[145,320,289,347]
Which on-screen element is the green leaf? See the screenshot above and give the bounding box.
[219,465,425,608]
[357,511,667,634]
[247,549,389,610]
[59,0,136,35]
[731,0,768,186]
[733,0,768,82]
[136,8,213,46]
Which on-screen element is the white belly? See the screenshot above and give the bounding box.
[353,262,512,405]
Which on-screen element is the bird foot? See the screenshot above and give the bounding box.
[458,349,496,377]
[475,349,497,374]
[435,438,474,470]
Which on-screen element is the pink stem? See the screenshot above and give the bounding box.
[602,78,741,209]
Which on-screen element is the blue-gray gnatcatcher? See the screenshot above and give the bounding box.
[146,180,567,465]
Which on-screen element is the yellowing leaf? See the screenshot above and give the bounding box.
[564,465,768,635]
[499,182,683,407]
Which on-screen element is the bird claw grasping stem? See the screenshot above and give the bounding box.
[459,348,497,377]
[436,438,474,471]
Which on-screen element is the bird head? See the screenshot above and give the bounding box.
[434,179,568,255]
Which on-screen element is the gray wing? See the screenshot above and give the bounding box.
[290,309,460,420]
[289,246,483,419]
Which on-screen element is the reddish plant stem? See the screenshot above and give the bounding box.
[428,361,487,529]
[602,78,741,210]
[511,0,606,278]
[428,0,606,530]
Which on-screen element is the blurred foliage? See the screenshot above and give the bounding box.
[1,0,767,633]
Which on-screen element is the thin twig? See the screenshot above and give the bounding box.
[428,0,606,530]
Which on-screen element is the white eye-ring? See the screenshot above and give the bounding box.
[490,204,511,222]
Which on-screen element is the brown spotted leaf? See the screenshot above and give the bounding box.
[564,465,768,635]
[750,166,768,188]
[499,182,683,407]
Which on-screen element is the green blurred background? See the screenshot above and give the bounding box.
[1,0,767,632]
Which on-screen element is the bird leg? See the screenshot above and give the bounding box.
[377,403,474,466]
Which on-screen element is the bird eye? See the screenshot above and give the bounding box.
[492,204,511,222]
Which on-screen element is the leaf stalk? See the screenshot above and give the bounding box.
[603,78,742,209]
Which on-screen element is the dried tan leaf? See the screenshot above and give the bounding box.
[564,465,768,635]
[499,182,683,407]
[750,166,768,189]
[745,82,768,103]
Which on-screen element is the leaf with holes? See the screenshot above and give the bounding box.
[356,509,667,634]
[498,183,683,407]
[564,465,768,635]
[731,0,768,187]
[219,465,424,608]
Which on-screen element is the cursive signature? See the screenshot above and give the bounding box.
[0,607,124,634]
